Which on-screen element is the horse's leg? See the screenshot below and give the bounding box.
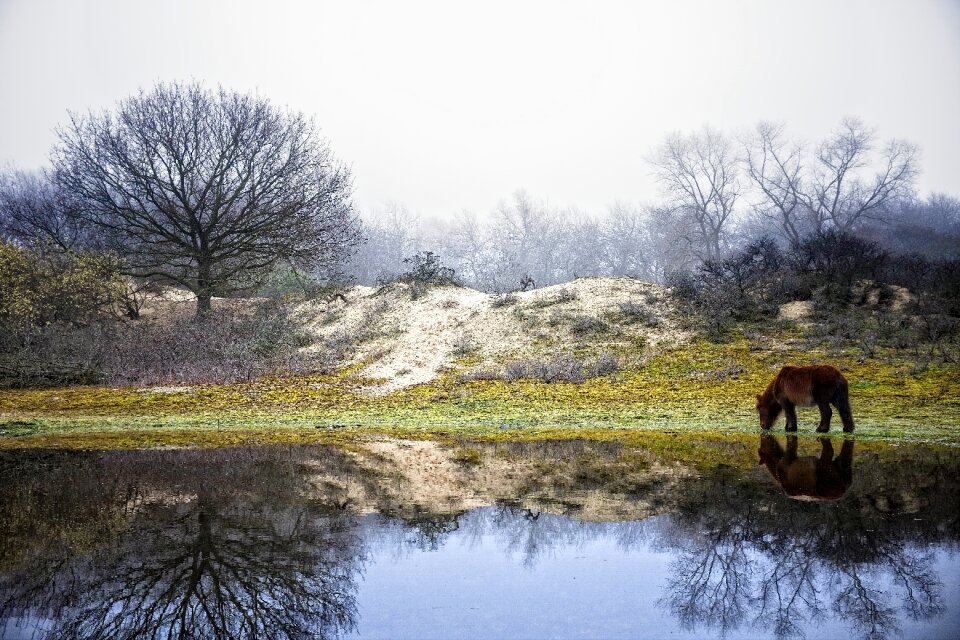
[834,387,855,433]
[785,434,799,460]
[837,439,855,486]
[783,402,798,431]
[818,436,834,462]
[816,402,832,433]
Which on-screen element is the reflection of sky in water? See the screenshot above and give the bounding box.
[350,510,960,640]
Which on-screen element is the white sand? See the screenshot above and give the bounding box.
[301,277,688,393]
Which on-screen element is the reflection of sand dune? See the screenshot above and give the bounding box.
[324,437,696,521]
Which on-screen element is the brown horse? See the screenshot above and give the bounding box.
[758,434,854,501]
[756,365,854,432]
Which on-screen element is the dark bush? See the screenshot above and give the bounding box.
[399,251,458,285]
[698,236,786,319]
[386,251,460,300]
[664,269,699,302]
[517,274,536,291]
[617,301,662,327]
[788,230,888,302]
[569,314,609,336]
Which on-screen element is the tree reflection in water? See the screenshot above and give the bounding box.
[659,435,952,640]
[0,439,957,640]
[0,447,365,640]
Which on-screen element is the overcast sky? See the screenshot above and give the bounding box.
[1,0,958,219]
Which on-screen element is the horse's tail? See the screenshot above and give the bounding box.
[835,380,855,433]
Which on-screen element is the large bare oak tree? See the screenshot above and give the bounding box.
[53,82,360,314]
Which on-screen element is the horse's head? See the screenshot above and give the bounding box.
[756,393,781,429]
[757,432,784,472]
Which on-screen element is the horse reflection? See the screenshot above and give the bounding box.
[758,434,854,500]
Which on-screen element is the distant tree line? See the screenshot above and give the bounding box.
[346,190,959,294]
[342,118,956,292]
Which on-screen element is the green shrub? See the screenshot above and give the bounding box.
[0,241,122,329]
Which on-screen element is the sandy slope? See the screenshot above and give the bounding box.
[301,277,688,393]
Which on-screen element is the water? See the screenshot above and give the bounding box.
[0,435,957,639]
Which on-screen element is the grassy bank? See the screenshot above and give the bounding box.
[2,336,958,449]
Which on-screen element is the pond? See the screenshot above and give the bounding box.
[0,435,957,639]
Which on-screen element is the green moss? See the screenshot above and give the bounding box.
[450,446,483,466]
[1,334,958,449]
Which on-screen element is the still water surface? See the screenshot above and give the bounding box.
[0,435,957,639]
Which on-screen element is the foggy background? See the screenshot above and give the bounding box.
[2,0,958,220]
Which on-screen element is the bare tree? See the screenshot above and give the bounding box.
[0,168,88,252]
[643,204,705,279]
[53,82,361,315]
[346,204,422,284]
[433,210,498,290]
[743,122,812,246]
[560,211,606,279]
[810,117,918,233]
[649,127,741,261]
[598,202,651,278]
[489,190,570,289]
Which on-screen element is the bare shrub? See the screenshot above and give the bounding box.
[570,314,609,336]
[503,359,548,381]
[0,323,106,387]
[457,368,500,383]
[617,301,662,327]
[500,352,618,384]
[589,351,620,377]
[450,333,475,357]
[701,361,745,381]
[0,298,323,388]
[102,300,318,385]
[490,293,518,308]
[531,288,577,308]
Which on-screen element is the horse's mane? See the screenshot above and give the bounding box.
[759,377,778,403]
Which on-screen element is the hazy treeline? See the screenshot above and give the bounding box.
[348,191,959,292]
[347,119,959,291]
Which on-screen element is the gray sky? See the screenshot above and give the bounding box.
[1,0,958,219]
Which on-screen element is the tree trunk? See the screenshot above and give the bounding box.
[196,292,212,316]
[196,260,213,316]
